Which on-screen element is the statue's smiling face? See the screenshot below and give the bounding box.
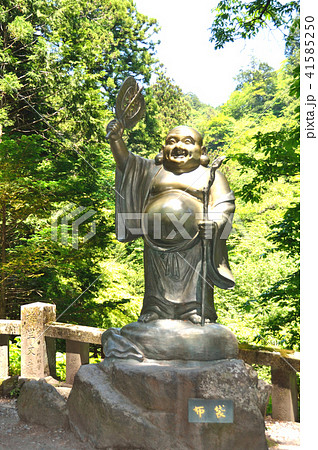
[163,126,203,174]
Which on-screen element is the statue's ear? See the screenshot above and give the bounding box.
[200,146,209,166]
[155,151,163,165]
[155,146,165,165]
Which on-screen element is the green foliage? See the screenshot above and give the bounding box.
[186,93,216,133]
[0,133,116,319]
[222,59,295,121]
[208,0,300,349]
[236,127,299,202]
[150,70,191,135]
[56,351,66,381]
[214,178,299,347]
[9,336,21,376]
[256,270,299,347]
[0,0,300,354]
[268,203,299,258]
[0,0,159,322]
[210,0,300,49]
[235,60,276,91]
[0,0,159,137]
[202,113,234,153]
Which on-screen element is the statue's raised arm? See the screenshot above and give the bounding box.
[106,76,145,171]
[106,119,128,172]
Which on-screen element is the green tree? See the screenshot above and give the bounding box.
[222,58,294,120]
[0,0,159,321]
[235,59,275,90]
[210,0,300,48]
[209,0,300,349]
[148,70,192,140]
[185,93,215,133]
[0,0,159,140]
[203,113,234,153]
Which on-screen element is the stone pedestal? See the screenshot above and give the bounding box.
[68,358,269,450]
[102,320,238,361]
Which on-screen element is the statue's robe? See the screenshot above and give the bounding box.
[115,152,235,321]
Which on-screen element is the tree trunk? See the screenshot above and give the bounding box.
[0,203,6,318]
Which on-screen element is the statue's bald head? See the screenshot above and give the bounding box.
[166,126,203,147]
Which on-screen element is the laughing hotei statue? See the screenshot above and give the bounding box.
[101,77,239,361]
[67,79,270,450]
[106,86,235,330]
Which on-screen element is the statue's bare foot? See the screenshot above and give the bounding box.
[188,313,201,324]
[138,312,160,323]
[188,314,211,324]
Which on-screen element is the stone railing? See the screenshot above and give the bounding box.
[0,302,300,421]
[0,302,104,385]
[239,344,299,422]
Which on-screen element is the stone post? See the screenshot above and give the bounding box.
[21,302,56,379]
[65,340,89,384]
[271,366,299,421]
[0,334,9,378]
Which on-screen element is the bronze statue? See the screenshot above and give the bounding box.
[107,78,235,325]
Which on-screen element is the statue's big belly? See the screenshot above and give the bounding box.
[143,190,202,251]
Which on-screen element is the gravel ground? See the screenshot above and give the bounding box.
[0,398,94,450]
[265,416,300,449]
[0,398,299,449]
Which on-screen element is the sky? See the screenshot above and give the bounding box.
[133,0,287,107]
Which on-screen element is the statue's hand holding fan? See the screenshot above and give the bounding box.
[106,77,145,139]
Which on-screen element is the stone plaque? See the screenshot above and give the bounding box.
[188,399,234,423]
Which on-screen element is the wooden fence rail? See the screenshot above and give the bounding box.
[0,302,300,421]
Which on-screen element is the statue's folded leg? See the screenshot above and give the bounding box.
[177,302,217,323]
[138,312,160,323]
[139,297,217,323]
[139,296,175,322]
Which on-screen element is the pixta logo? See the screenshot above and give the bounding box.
[51,203,96,249]
[117,211,246,241]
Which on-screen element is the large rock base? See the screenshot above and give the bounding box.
[67,359,269,449]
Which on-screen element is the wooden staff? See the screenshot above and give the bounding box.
[201,155,226,326]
